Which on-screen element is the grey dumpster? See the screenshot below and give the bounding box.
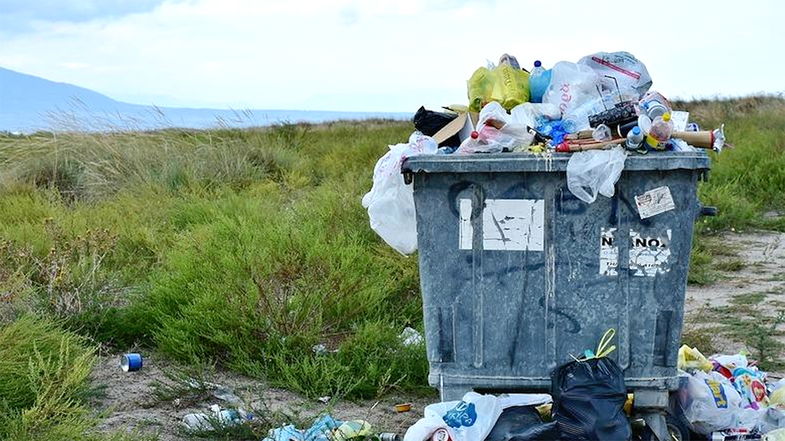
[402,151,710,438]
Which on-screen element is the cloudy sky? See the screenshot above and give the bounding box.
[1,0,782,111]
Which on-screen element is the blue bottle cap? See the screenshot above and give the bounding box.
[632,126,641,135]
[534,60,542,68]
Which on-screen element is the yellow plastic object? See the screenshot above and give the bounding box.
[536,402,552,421]
[677,345,713,372]
[624,393,634,416]
[332,420,373,440]
[770,387,785,408]
[764,428,785,441]
[467,64,530,112]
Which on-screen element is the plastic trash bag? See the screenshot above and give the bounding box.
[551,357,631,441]
[578,51,652,98]
[362,132,437,255]
[404,393,551,441]
[468,63,530,112]
[543,62,603,131]
[683,371,746,435]
[455,102,533,154]
[678,345,713,372]
[566,147,627,203]
[509,102,561,129]
[485,406,558,441]
[413,106,460,147]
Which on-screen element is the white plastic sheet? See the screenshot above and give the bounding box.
[566,147,627,204]
[362,132,437,255]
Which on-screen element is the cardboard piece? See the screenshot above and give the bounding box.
[432,112,477,146]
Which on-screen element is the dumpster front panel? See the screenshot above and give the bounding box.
[409,153,706,394]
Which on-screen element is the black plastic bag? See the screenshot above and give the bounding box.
[485,405,559,441]
[551,357,631,441]
[412,106,460,147]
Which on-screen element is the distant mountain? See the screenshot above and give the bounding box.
[0,67,410,133]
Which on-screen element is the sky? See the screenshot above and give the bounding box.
[0,0,783,112]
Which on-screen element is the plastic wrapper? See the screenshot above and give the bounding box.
[543,61,605,131]
[455,102,533,154]
[578,51,653,98]
[361,132,437,255]
[468,64,530,112]
[566,147,627,203]
[678,345,713,372]
[509,102,560,129]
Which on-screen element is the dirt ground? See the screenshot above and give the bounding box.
[91,230,785,440]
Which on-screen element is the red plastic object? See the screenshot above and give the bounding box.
[555,142,571,153]
[470,131,479,139]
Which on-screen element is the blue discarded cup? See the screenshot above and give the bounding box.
[121,353,143,372]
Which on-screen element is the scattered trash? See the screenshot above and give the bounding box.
[262,415,374,441]
[182,404,252,432]
[379,433,401,441]
[318,396,332,404]
[399,327,423,347]
[394,402,412,413]
[312,343,328,355]
[403,392,551,441]
[212,385,242,405]
[120,353,143,372]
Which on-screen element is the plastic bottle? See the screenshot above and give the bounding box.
[625,126,643,150]
[645,112,673,149]
[528,60,551,103]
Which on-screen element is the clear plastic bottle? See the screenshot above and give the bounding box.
[644,112,673,149]
[625,126,643,150]
[528,60,551,103]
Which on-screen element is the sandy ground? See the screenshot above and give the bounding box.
[91,352,432,440]
[91,230,785,440]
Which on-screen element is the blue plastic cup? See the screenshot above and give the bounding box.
[121,353,143,372]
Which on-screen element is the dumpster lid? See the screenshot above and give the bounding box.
[402,151,711,174]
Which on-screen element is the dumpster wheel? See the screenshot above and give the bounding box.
[637,414,690,441]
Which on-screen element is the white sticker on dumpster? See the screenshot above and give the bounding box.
[635,186,676,219]
[459,199,474,250]
[599,228,618,276]
[481,199,544,251]
[629,229,672,277]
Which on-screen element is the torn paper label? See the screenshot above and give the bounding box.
[630,229,672,277]
[459,199,473,250]
[482,199,545,251]
[599,227,618,276]
[635,186,676,219]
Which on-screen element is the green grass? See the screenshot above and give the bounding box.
[1,98,785,435]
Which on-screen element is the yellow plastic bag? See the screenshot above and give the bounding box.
[678,345,713,372]
[467,64,530,112]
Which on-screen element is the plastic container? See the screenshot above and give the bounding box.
[625,126,644,150]
[646,112,674,149]
[528,60,551,104]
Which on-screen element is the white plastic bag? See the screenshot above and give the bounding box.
[566,147,627,203]
[683,371,747,435]
[543,62,603,131]
[509,102,561,129]
[578,51,652,98]
[403,393,551,441]
[455,102,533,154]
[362,132,437,255]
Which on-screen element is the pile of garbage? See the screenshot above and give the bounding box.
[678,345,785,440]
[362,51,730,254]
